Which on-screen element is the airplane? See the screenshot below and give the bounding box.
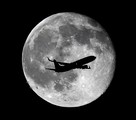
[45,56,96,72]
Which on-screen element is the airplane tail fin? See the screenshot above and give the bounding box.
[47,57,54,62]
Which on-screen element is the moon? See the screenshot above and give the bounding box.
[22,12,115,107]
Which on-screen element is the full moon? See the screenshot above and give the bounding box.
[22,12,115,107]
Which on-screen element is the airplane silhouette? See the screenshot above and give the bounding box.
[46,56,96,72]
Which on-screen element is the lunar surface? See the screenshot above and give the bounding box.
[22,12,115,107]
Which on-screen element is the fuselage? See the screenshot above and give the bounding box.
[46,56,96,72]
